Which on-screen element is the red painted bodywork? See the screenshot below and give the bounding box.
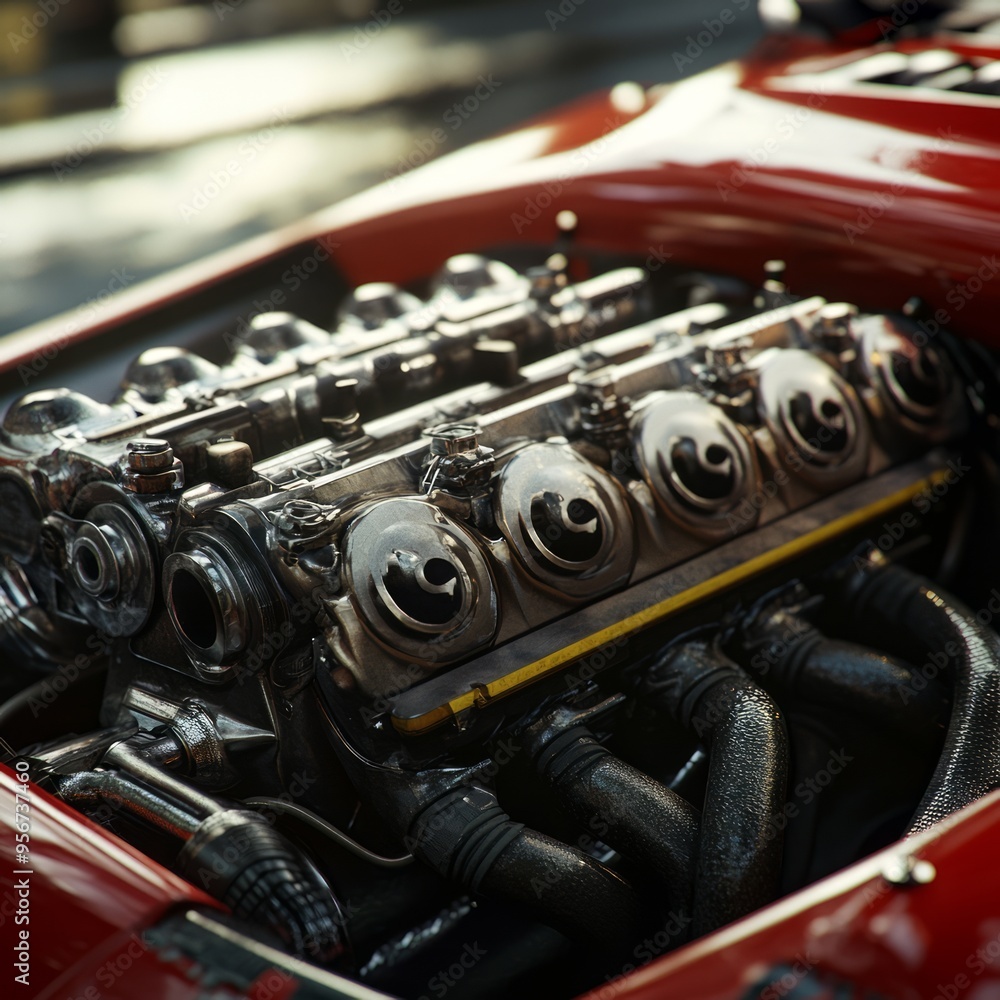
[0,763,219,998]
[316,28,1000,344]
[595,789,1000,1000]
[5,16,1000,1000]
[5,26,1000,374]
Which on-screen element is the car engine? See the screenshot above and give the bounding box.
[1,244,996,999]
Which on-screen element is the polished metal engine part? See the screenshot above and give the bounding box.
[631,391,762,540]
[148,291,963,719]
[0,255,649,666]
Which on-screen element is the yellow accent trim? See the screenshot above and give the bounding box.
[393,471,945,734]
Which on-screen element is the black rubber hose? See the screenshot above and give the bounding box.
[524,723,699,922]
[740,608,950,734]
[830,559,1000,833]
[409,783,641,952]
[639,641,788,936]
[178,809,349,965]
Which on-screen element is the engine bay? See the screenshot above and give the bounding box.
[1,241,997,998]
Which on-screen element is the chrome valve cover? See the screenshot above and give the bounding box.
[0,257,968,737]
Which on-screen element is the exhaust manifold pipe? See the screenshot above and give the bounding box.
[639,640,789,935]
[828,555,1000,834]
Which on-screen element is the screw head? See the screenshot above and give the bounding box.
[816,302,859,340]
[882,855,936,887]
[126,438,173,473]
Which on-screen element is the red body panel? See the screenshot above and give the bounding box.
[6,30,1000,374]
[592,790,1000,1000]
[316,30,1000,344]
[7,36,1000,371]
[0,763,218,997]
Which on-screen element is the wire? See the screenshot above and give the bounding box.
[243,797,414,869]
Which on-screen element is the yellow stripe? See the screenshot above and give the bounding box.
[393,471,945,734]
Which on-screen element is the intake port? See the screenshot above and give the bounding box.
[755,348,870,491]
[381,552,464,631]
[168,567,221,652]
[162,527,276,680]
[496,443,634,598]
[343,498,497,663]
[633,391,761,539]
[525,493,604,570]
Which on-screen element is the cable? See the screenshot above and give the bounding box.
[243,797,415,869]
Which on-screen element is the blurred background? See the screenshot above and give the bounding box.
[0,0,765,336]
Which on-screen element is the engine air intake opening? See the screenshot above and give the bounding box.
[667,438,736,502]
[529,494,603,565]
[169,568,220,651]
[382,554,462,628]
[75,544,102,587]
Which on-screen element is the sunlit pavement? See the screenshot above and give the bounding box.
[0,0,762,338]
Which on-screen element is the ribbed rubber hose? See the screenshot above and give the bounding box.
[409,783,641,951]
[178,809,348,964]
[640,641,788,936]
[527,724,699,922]
[831,561,1000,833]
[742,609,949,734]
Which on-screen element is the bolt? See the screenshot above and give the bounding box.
[572,369,618,403]
[122,438,183,493]
[881,855,936,888]
[815,302,859,342]
[126,438,174,472]
[571,369,631,451]
[205,439,254,489]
